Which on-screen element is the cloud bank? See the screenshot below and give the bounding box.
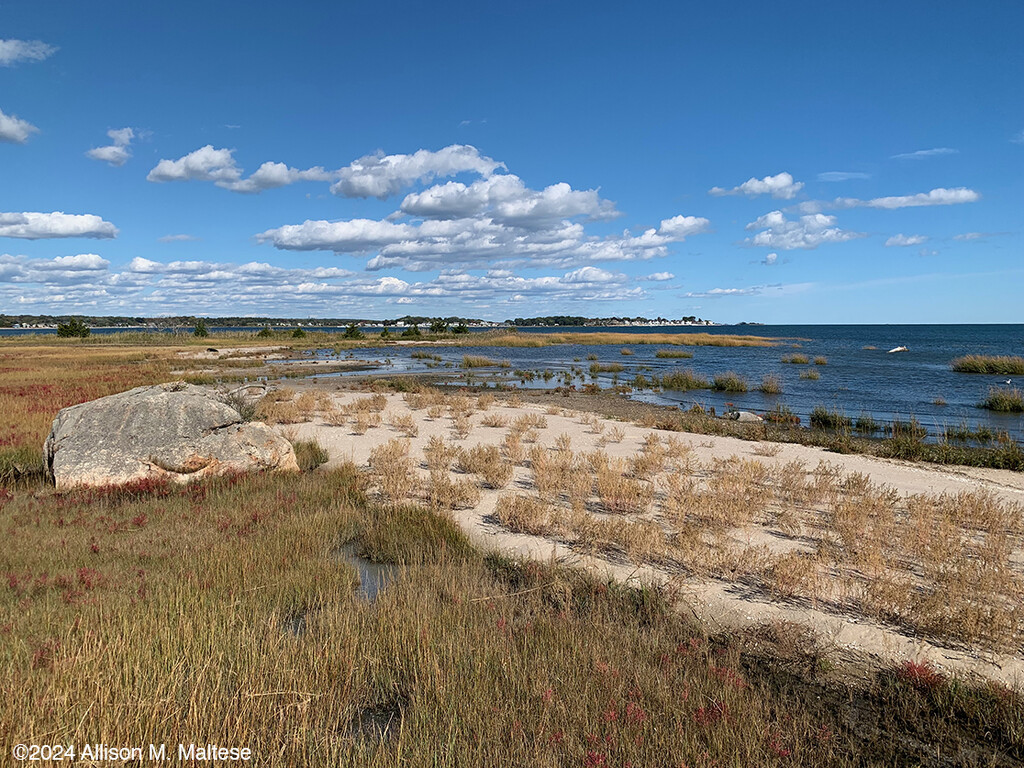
[0,212,118,240]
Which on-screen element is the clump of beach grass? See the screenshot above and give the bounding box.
[290,438,330,471]
[981,386,1024,413]
[758,374,783,395]
[655,349,694,359]
[800,369,820,380]
[367,438,416,505]
[810,406,851,430]
[782,354,809,364]
[456,444,513,489]
[388,411,419,437]
[813,356,828,366]
[590,361,625,374]
[712,371,749,393]
[494,494,552,534]
[854,413,881,434]
[657,369,709,391]
[462,354,505,368]
[951,355,1024,375]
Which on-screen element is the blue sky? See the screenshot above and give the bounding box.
[1,0,1021,323]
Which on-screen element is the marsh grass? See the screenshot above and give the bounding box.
[982,386,1024,413]
[712,371,749,393]
[462,330,777,348]
[657,369,710,391]
[590,362,625,374]
[758,374,783,395]
[655,349,694,359]
[782,354,810,364]
[291,438,330,471]
[2,407,1023,764]
[810,407,851,430]
[800,369,821,380]
[952,355,1024,375]
[462,354,503,368]
[456,444,512,488]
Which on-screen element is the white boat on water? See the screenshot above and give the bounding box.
[887,345,908,353]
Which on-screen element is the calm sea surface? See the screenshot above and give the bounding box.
[4,324,1022,442]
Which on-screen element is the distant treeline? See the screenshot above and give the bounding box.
[0,314,484,328]
[506,315,706,326]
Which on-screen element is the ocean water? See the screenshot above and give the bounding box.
[4,324,1021,442]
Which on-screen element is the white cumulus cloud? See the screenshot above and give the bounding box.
[259,210,709,272]
[331,145,504,199]
[400,174,619,228]
[0,39,57,66]
[885,234,928,247]
[0,107,38,143]
[745,211,862,250]
[710,172,804,200]
[0,212,118,240]
[257,219,415,253]
[147,145,333,193]
[87,127,135,166]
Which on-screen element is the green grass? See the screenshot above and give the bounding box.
[810,406,851,430]
[589,362,625,374]
[981,386,1024,412]
[654,349,694,359]
[656,369,710,391]
[292,438,331,471]
[712,371,749,393]
[782,354,809,364]
[462,354,506,368]
[4,465,1023,765]
[951,355,1024,375]
[854,413,881,434]
[758,374,783,395]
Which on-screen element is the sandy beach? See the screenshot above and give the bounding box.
[274,385,1024,688]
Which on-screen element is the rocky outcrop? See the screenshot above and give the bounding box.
[43,381,298,490]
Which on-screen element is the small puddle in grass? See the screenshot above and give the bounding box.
[338,543,399,602]
[284,543,399,636]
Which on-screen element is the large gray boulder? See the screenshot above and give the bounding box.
[43,381,298,490]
